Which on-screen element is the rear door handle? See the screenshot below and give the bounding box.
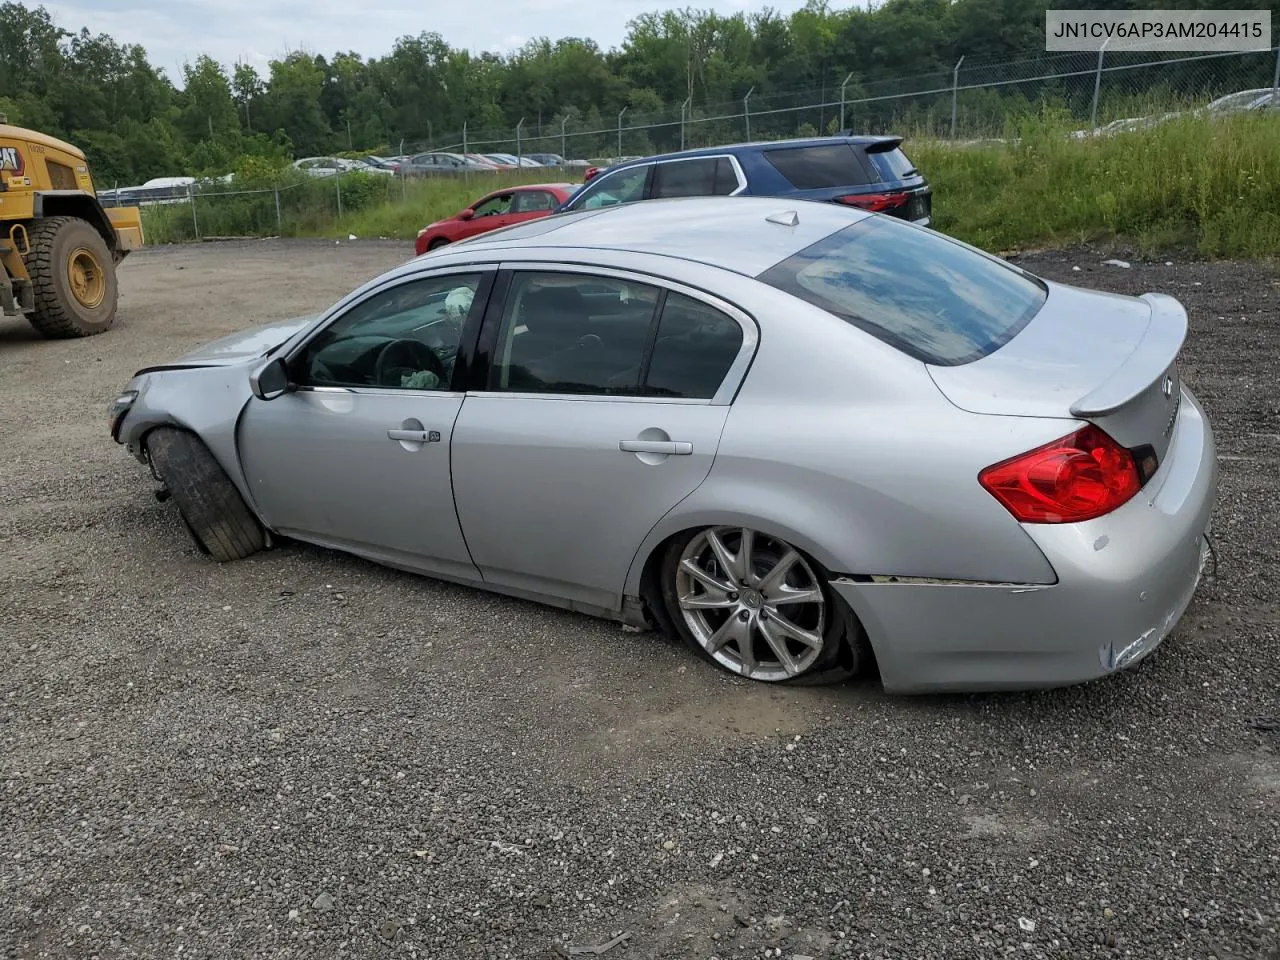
[619,440,693,455]
[388,429,440,443]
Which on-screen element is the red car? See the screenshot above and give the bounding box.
[414,182,579,255]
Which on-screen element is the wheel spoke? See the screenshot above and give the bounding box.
[738,528,755,584]
[680,592,735,610]
[765,583,823,606]
[735,619,757,676]
[679,557,735,595]
[705,529,740,583]
[764,610,824,651]
[758,619,801,676]
[707,614,747,655]
[757,549,801,597]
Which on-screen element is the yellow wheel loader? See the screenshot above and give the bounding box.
[0,115,143,338]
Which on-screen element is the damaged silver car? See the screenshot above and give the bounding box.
[110,197,1217,693]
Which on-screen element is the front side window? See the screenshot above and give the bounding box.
[490,272,660,395]
[757,217,1047,366]
[473,193,513,217]
[294,273,485,390]
[570,166,649,211]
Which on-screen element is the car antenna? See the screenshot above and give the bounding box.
[765,210,799,227]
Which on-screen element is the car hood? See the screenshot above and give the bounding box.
[165,315,318,367]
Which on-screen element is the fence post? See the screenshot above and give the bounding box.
[950,55,965,139]
[516,117,525,167]
[1272,44,1279,107]
[189,185,199,241]
[274,182,282,235]
[680,97,690,150]
[1091,38,1110,130]
[335,172,342,222]
[744,86,755,140]
[617,106,628,158]
[839,73,854,132]
[561,115,568,162]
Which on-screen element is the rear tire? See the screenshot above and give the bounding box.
[659,526,869,685]
[24,217,119,338]
[145,427,265,562]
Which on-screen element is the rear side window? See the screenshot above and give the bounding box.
[866,147,918,181]
[763,144,873,189]
[645,292,744,398]
[652,157,740,198]
[756,218,1047,366]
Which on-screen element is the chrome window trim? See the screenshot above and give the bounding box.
[290,385,467,400]
[482,260,759,406]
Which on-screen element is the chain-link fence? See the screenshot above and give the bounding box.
[420,45,1280,162]
[105,44,1280,242]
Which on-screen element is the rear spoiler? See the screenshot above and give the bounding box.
[863,137,905,153]
[1069,292,1188,417]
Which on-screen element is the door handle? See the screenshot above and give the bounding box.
[388,429,440,443]
[619,439,693,455]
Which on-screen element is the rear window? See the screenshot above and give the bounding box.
[866,146,918,181]
[763,143,873,189]
[756,218,1047,366]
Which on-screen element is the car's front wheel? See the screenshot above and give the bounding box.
[428,237,450,251]
[660,526,866,684]
[145,427,265,563]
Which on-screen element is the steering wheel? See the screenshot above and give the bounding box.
[373,338,449,388]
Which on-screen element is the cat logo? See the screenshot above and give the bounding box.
[0,146,24,176]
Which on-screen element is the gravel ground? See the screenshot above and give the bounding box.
[1,239,1278,960]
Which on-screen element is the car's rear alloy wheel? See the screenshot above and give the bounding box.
[663,527,853,683]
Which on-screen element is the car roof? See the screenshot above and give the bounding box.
[424,196,873,277]
[598,135,903,170]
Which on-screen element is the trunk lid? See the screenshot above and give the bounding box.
[927,281,1187,466]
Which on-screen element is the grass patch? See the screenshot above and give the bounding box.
[910,109,1280,258]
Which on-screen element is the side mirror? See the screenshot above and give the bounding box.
[249,356,291,401]
[457,209,474,221]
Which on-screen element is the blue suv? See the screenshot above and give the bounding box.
[555,134,932,224]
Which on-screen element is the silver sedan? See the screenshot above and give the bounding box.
[110,197,1217,694]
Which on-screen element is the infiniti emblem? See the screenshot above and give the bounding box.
[1162,376,1174,398]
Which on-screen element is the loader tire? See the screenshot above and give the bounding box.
[24,216,119,338]
[145,427,265,563]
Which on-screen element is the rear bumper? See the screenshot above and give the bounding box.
[833,386,1218,694]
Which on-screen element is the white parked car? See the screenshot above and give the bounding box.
[293,157,394,178]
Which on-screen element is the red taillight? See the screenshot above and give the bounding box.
[978,425,1141,524]
[835,191,910,213]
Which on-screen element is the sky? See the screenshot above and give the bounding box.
[39,0,820,83]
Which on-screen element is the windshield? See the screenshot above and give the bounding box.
[756,217,1047,366]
